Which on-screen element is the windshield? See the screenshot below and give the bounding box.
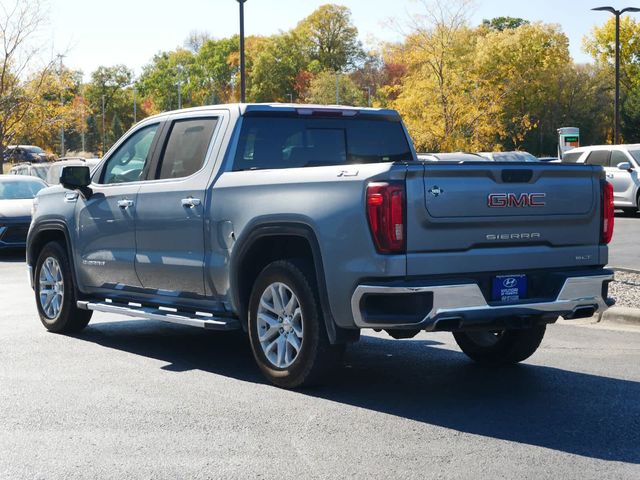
[628,149,640,164]
[0,179,45,199]
[31,165,51,181]
[25,146,45,154]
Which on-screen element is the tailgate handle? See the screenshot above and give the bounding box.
[502,169,533,183]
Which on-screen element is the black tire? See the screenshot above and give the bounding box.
[34,241,92,333]
[621,207,637,215]
[247,259,343,389]
[453,324,546,365]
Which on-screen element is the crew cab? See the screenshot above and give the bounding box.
[27,104,615,388]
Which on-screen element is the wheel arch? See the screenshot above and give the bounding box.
[28,222,81,298]
[230,222,355,344]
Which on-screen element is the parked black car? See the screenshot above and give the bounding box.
[3,145,49,163]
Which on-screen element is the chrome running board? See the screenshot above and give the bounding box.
[78,300,240,331]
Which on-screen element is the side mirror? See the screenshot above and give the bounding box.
[60,166,92,197]
[617,161,633,172]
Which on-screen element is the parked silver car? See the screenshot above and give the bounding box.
[9,163,51,182]
[478,151,539,162]
[562,145,640,213]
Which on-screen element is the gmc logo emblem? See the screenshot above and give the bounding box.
[487,193,546,208]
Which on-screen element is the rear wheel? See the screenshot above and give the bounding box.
[248,259,342,388]
[453,324,546,365]
[35,241,92,333]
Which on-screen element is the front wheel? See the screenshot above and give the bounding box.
[248,259,342,388]
[453,325,546,365]
[34,241,92,333]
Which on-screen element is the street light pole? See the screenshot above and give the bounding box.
[592,6,640,144]
[237,0,247,103]
[101,95,106,155]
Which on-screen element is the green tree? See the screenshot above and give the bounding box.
[249,32,309,102]
[85,65,137,153]
[137,50,194,113]
[481,16,529,31]
[306,70,365,105]
[295,4,364,72]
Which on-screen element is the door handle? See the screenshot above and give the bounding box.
[181,197,201,208]
[117,199,134,209]
[606,173,614,178]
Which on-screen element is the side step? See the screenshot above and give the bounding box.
[78,300,241,331]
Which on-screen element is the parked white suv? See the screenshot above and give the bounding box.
[563,145,640,213]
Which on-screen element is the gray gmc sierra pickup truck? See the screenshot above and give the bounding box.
[27,103,615,388]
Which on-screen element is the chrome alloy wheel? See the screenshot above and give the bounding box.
[39,256,64,319]
[257,282,304,369]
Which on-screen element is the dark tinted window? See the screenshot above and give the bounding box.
[561,151,582,163]
[233,116,411,171]
[585,150,610,166]
[610,150,629,167]
[157,118,218,179]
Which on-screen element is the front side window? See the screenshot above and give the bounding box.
[101,124,159,185]
[156,118,218,180]
[611,150,630,167]
[232,116,411,171]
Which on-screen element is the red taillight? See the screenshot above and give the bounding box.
[602,181,614,244]
[366,182,406,253]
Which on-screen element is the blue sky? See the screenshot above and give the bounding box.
[46,0,630,78]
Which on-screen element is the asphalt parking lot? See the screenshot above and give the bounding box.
[1,250,639,479]
[609,210,640,270]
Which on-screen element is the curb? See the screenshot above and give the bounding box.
[611,266,640,275]
[596,306,640,326]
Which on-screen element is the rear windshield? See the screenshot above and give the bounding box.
[0,179,45,199]
[232,116,412,171]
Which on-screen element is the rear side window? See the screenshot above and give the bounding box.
[585,150,610,166]
[233,116,411,171]
[156,118,218,179]
[561,151,582,163]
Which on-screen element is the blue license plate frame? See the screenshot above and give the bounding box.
[491,274,527,303]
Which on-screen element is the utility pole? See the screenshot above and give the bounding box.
[57,54,65,157]
[365,86,371,107]
[101,95,106,155]
[237,0,247,103]
[592,6,640,144]
[81,100,85,152]
[335,73,340,105]
[176,64,184,109]
[287,93,293,103]
[133,85,137,124]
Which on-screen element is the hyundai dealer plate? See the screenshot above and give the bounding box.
[492,274,527,303]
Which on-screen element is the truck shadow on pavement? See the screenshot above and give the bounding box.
[76,320,640,464]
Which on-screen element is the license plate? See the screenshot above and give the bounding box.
[492,274,527,303]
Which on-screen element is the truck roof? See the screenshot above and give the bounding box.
[142,103,400,122]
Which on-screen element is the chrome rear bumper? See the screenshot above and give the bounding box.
[351,274,614,330]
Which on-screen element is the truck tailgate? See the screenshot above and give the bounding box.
[404,163,605,276]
